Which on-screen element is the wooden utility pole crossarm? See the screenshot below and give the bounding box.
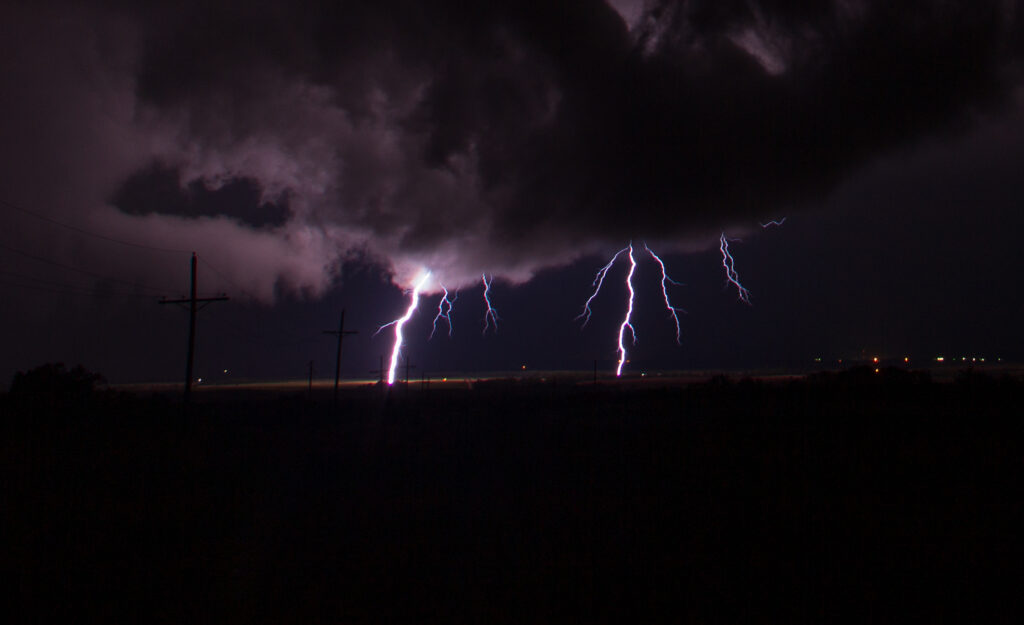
[159,252,229,405]
[322,309,358,407]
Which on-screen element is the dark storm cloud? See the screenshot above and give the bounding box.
[3,0,1022,294]
[112,163,290,228]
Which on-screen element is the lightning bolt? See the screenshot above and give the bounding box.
[644,243,684,344]
[719,233,751,305]
[379,272,431,385]
[616,243,638,377]
[760,217,787,228]
[430,285,456,339]
[481,274,499,334]
[575,246,629,327]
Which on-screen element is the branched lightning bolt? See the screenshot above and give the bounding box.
[575,246,629,327]
[759,217,787,228]
[644,243,685,344]
[481,274,499,334]
[380,272,431,385]
[430,285,456,339]
[719,233,751,305]
[616,243,638,377]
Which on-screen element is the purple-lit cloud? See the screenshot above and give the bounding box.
[2,0,1022,300]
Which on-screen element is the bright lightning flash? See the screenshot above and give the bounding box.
[719,233,751,305]
[644,243,684,344]
[430,285,456,339]
[575,246,629,327]
[577,243,684,376]
[760,217,787,228]
[481,274,499,334]
[615,243,638,377]
[379,272,431,385]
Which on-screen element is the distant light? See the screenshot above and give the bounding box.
[814,357,822,363]
[872,357,879,363]
[936,357,945,362]
[874,368,879,374]
[197,377,202,383]
[521,365,526,370]
[980,358,986,362]
[442,377,448,382]
[641,372,647,377]
[223,369,228,374]
[904,357,909,363]
[972,357,977,362]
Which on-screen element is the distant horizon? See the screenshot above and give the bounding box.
[89,359,1023,391]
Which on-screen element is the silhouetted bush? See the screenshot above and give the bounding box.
[955,367,997,389]
[704,373,733,389]
[8,362,106,410]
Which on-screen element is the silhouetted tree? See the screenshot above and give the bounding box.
[8,363,106,410]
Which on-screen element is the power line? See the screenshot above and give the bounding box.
[0,269,157,298]
[0,197,192,254]
[0,240,173,293]
[201,305,303,346]
[196,256,267,302]
[0,278,156,299]
[198,257,336,343]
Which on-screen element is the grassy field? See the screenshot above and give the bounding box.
[4,367,1022,623]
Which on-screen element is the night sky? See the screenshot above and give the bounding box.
[2,0,1023,383]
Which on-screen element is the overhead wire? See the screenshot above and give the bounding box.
[1,193,343,351]
[0,197,192,254]
[0,277,157,299]
[0,268,159,298]
[197,256,346,348]
[0,240,175,294]
[197,256,258,300]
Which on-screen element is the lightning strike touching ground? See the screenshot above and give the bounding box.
[575,246,629,327]
[430,285,456,339]
[719,233,751,305]
[383,272,431,385]
[760,217,787,228]
[644,243,684,344]
[481,274,499,334]
[616,243,638,377]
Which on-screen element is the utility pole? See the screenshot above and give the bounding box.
[159,252,229,405]
[322,309,358,408]
[370,355,385,385]
[403,358,416,389]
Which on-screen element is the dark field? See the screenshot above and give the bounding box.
[3,368,1023,623]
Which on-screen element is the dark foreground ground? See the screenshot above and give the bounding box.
[3,368,1023,623]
